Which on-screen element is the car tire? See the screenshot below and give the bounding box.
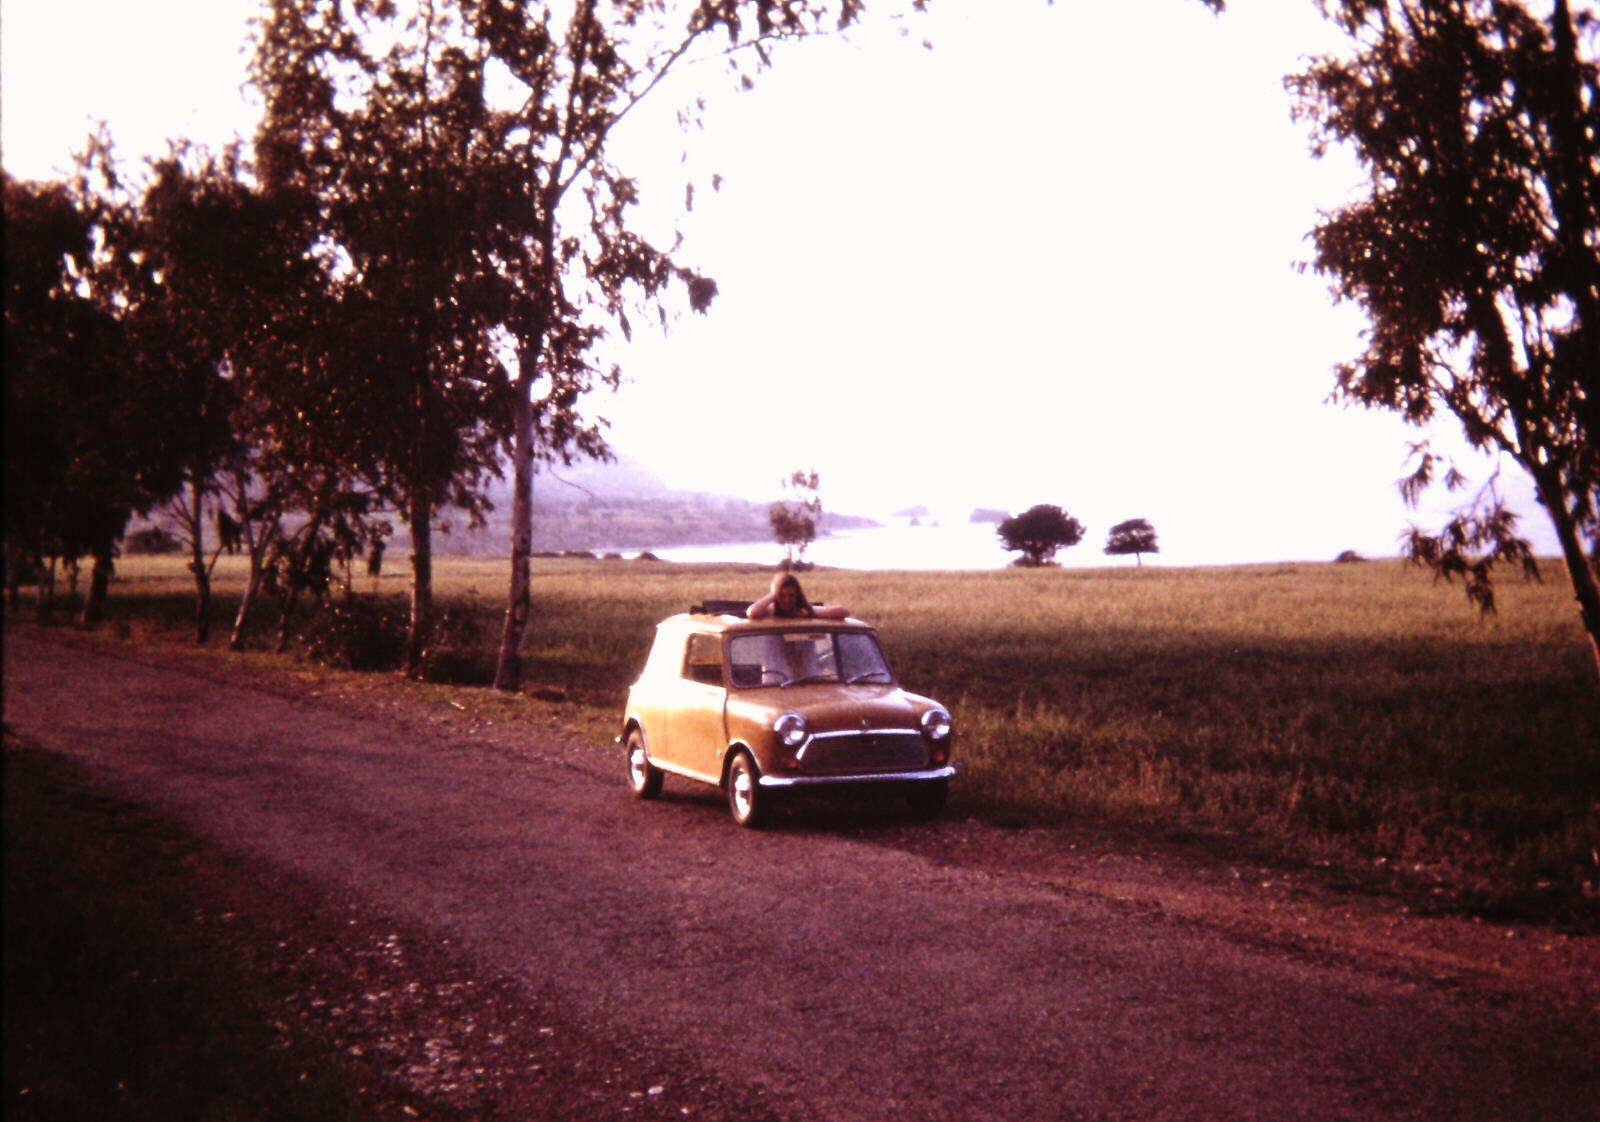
[905,779,948,819]
[626,730,663,800]
[726,750,767,828]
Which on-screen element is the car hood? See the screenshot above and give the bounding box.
[764,684,933,735]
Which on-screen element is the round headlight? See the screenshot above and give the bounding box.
[921,707,952,741]
[774,712,810,749]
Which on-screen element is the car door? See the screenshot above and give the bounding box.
[664,630,728,783]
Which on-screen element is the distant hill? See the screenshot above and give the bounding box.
[131,451,878,557]
[420,453,878,556]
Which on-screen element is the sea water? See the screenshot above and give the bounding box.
[640,521,1278,571]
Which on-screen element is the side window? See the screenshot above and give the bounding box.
[683,633,724,686]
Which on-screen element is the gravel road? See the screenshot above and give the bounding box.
[4,627,1597,1121]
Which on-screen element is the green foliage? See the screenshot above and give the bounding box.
[769,469,823,565]
[253,0,530,672]
[1104,517,1159,564]
[3,177,98,561]
[996,504,1085,567]
[298,597,406,672]
[419,608,492,685]
[2,170,172,607]
[252,0,517,515]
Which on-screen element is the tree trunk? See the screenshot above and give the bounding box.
[494,371,537,692]
[37,556,55,621]
[229,557,263,653]
[5,545,19,613]
[275,586,298,655]
[1531,465,1600,683]
[1557,541,1600,685]
[226,473,274,652]
[404,498,434,679]
[1546,0,1600,682]
[188,483,211,644]
[5,541,25,613]
[78,545,112,626]
[229,523,274,653]
[65,558,80,614]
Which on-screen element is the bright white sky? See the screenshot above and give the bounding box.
[0,0,1560,564]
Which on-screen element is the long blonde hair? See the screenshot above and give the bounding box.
[774,573,813,616]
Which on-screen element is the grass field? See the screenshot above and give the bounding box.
[13,553,1599,924]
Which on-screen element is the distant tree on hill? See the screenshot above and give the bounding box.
[1104,518,1160,566]
[770,470,822,568]
[997,505,1085,567]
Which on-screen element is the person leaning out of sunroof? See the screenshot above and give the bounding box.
[747,572,849,620]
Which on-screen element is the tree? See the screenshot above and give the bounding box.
[252,0,520,675]
[251,0,739,688]
[107,147,262,644]
[3,160,183,625]
[769,469,823,566]
[997,504,1085,567]
[1104,518,1159,565]
[3,174,95,615]
[90,137,378,652]
[1289,0,1600,679]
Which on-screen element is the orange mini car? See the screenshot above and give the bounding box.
[620,602,955,827]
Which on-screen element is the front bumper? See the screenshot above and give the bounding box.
[757,764,957,790]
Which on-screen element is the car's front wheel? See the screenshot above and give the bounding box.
[725,750,767,828]
[626,729,663,800]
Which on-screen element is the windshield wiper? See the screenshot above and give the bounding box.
[846,671,891,685]
[780,674,836,688]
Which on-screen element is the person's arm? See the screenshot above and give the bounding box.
[810,603,849,620]
[746,593,777,619]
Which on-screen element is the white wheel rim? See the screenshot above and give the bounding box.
[732,763,753,816]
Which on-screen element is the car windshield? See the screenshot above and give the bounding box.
[726,630,893,689]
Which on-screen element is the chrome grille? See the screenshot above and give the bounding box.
[799,731,927,774]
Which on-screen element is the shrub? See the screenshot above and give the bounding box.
[300,597,408,672]
[299,598,488,683]
[418,609,489,684]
